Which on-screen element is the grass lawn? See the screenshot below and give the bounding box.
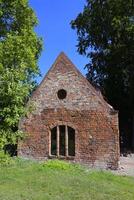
[0,159,134,200]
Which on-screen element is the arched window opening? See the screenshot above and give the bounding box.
[59,126,65,156]
[51,127,57,155]
[68,127,75,156]
[50,125,75,157]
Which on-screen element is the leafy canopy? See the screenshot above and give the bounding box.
[71,0,134,112]
[0,0,42,150]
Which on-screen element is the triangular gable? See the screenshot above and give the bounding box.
[30,52,114,113]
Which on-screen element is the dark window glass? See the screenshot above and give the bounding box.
[57,89,67,100]
[51,125,75,157]
[59,125,65,156]
[51,127,57,155]
[68,126,75,156]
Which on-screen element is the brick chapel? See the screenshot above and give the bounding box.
[18,52,120,169]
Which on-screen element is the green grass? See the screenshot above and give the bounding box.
[0,159,134,200]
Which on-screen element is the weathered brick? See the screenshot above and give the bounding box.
[18,52,119,169]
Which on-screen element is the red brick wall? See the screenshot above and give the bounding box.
[18,53,119,169]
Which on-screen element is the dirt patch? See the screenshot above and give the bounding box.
[111,154,134,177]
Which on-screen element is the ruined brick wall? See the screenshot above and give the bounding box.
[18,53,119,169]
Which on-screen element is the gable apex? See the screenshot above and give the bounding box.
[37,52,82,90]
[32,52,115,113]
[50,51,80,73]
[53,51,75,65]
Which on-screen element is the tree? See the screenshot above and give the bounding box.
[0,0,42,154]
[71,0,134,151]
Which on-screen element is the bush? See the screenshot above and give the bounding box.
[41,159,84,172]
[0,151,14,167]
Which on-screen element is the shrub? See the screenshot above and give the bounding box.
[41,159,84,172]
[0,150,14,167]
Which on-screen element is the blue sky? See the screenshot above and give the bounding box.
[29,0,89,82]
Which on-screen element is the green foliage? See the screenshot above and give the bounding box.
[71,0,134,108]
[0,150,14,166]
[0,0,42,150]
[71,0,134,148]
[41,159,83,171]
[0,129,24,150]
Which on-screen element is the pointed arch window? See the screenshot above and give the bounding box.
[50,125,75,157]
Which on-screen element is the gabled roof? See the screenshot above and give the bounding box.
[32,52,115,113]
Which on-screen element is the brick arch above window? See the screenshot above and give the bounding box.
[49,122,77,132]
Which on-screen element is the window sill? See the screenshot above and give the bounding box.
[48,155,75,160]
